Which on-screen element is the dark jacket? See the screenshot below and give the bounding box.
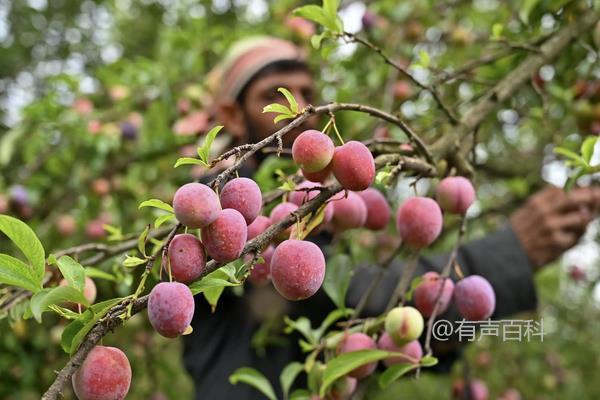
[182,225,537,399]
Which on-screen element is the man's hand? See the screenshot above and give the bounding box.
[510,185,600,270]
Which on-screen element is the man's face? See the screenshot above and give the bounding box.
[239,69,319,147]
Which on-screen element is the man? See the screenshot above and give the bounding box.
[183,37,600,399]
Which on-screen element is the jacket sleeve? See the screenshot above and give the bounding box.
[346,225,538,371]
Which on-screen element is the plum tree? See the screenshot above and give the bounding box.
[201,209,247,262]
[173,182,221,229]
[270,239,325,300]
[331,191,367,230]
[292,129,335,173]
[72,345,131,400]
[247,245,274,286]
[219,177,262,224]
[453,275,496,320]
[377,333,423,367]
[436,176,476,215]
[166,233,206,283]
[269,202,299,239]
[452,378,489,400]
[59,277,97,310]
[385,306,424,345]
[396,196,443,249]
[147,282,195,338]
[331,141,375,191]
[357,188,391,230]
[337,333,377,379]
[247,215,271,240]
[414,271,455,317]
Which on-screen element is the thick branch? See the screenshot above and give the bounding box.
[432,11,600,157]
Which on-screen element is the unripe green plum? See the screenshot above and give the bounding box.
[331,141,375,191]
[247,215,271,240]
[385,306,424,346]
[436,176,476,215]
[292,130,335,173]
[72,345,131,400]
[396,196,442,249]
[201,209,247,262]
[358,188,391,230]
[337,333,377,379]
[173,183,221,228]
[377,333,422,367]
[270,240,325,300]
[166,233,206,283]
[148,282,195,338]
[220,177,262,224]
[414,271,455,317]
[454,275,495,321]
[332,191,367,230]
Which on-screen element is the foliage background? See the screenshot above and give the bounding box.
[1,0,600,398]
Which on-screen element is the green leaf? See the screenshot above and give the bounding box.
[313,33,328,50]
[189,277,240,295]
[263,103,293,115]
[418,50,430,68]
[322,254,352,310]
[491,23,504,39]
[155,213,175,229]
[320,350,392,396]
[420,355,439,367]
[230,367,277,400]
[405,275,424,302]
[0,254,41,292]
[174,157,207,168]
[56,256,85,291]
[280,362,304,400]
[139,199,174,213]
[203,285,225,313]
[323,0,339,19]
[85,267,116,282]
[554,147,588,167]
[122,255,147,268]
[315,308,352,339]
[519,0,542,23]
[274,114,295,124]
[197,125,223,165]
[378,363,419,388]
[30,286,90,322]
[103,224,123,241]
[581,136,598,164]
[61,298,122,354]
[0,215,45,282]
[137,225,150,257]
[293,5,328,27]
[278,88,299,114]
[322,0,341,32]
[284,316,318,345]
[289,389,311,400]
